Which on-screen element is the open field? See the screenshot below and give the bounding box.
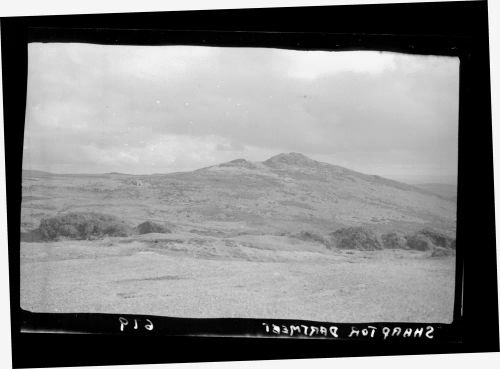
[21,233,455,323]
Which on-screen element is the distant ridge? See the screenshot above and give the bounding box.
[22,169,55,177]
[22,153,450,201]
[415,183,457,201]
[22,169,143,177]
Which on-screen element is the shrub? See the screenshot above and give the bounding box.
[381,232,408,249]
[329,227,382,251]
[59,224,79,238]
[38,212,133,240]
[418,228,455,249]
[406,233,433,251]
[136,221,171,235]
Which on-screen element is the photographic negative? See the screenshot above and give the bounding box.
[3,2,498,367]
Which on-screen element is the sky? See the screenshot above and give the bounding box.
[23,43,459,184]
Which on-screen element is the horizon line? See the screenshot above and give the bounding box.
[22,152,458,186]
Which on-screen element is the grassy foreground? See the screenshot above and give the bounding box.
[20,233,455,323]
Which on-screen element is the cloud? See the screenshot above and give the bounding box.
[286,50,397,80]
[24,43,459,183]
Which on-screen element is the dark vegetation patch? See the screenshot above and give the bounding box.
[292,231,329,246]
[381,232,409,249]
[27,210,456,259]
[146,239,184,246]
[405,233,433,251]
[118,275,185,283]
[403,229,455,251]
[430,247,455,257]
[28,213,178,242]
[417,228,455,249]
[388,228,456,252]
[327,227,456,254]
[329,227,382,251]
[38,212,133,241]
[136,221,171,235]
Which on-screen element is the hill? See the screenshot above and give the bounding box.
[21,153,456,238]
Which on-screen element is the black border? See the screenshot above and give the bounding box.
[2,1,498,367]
